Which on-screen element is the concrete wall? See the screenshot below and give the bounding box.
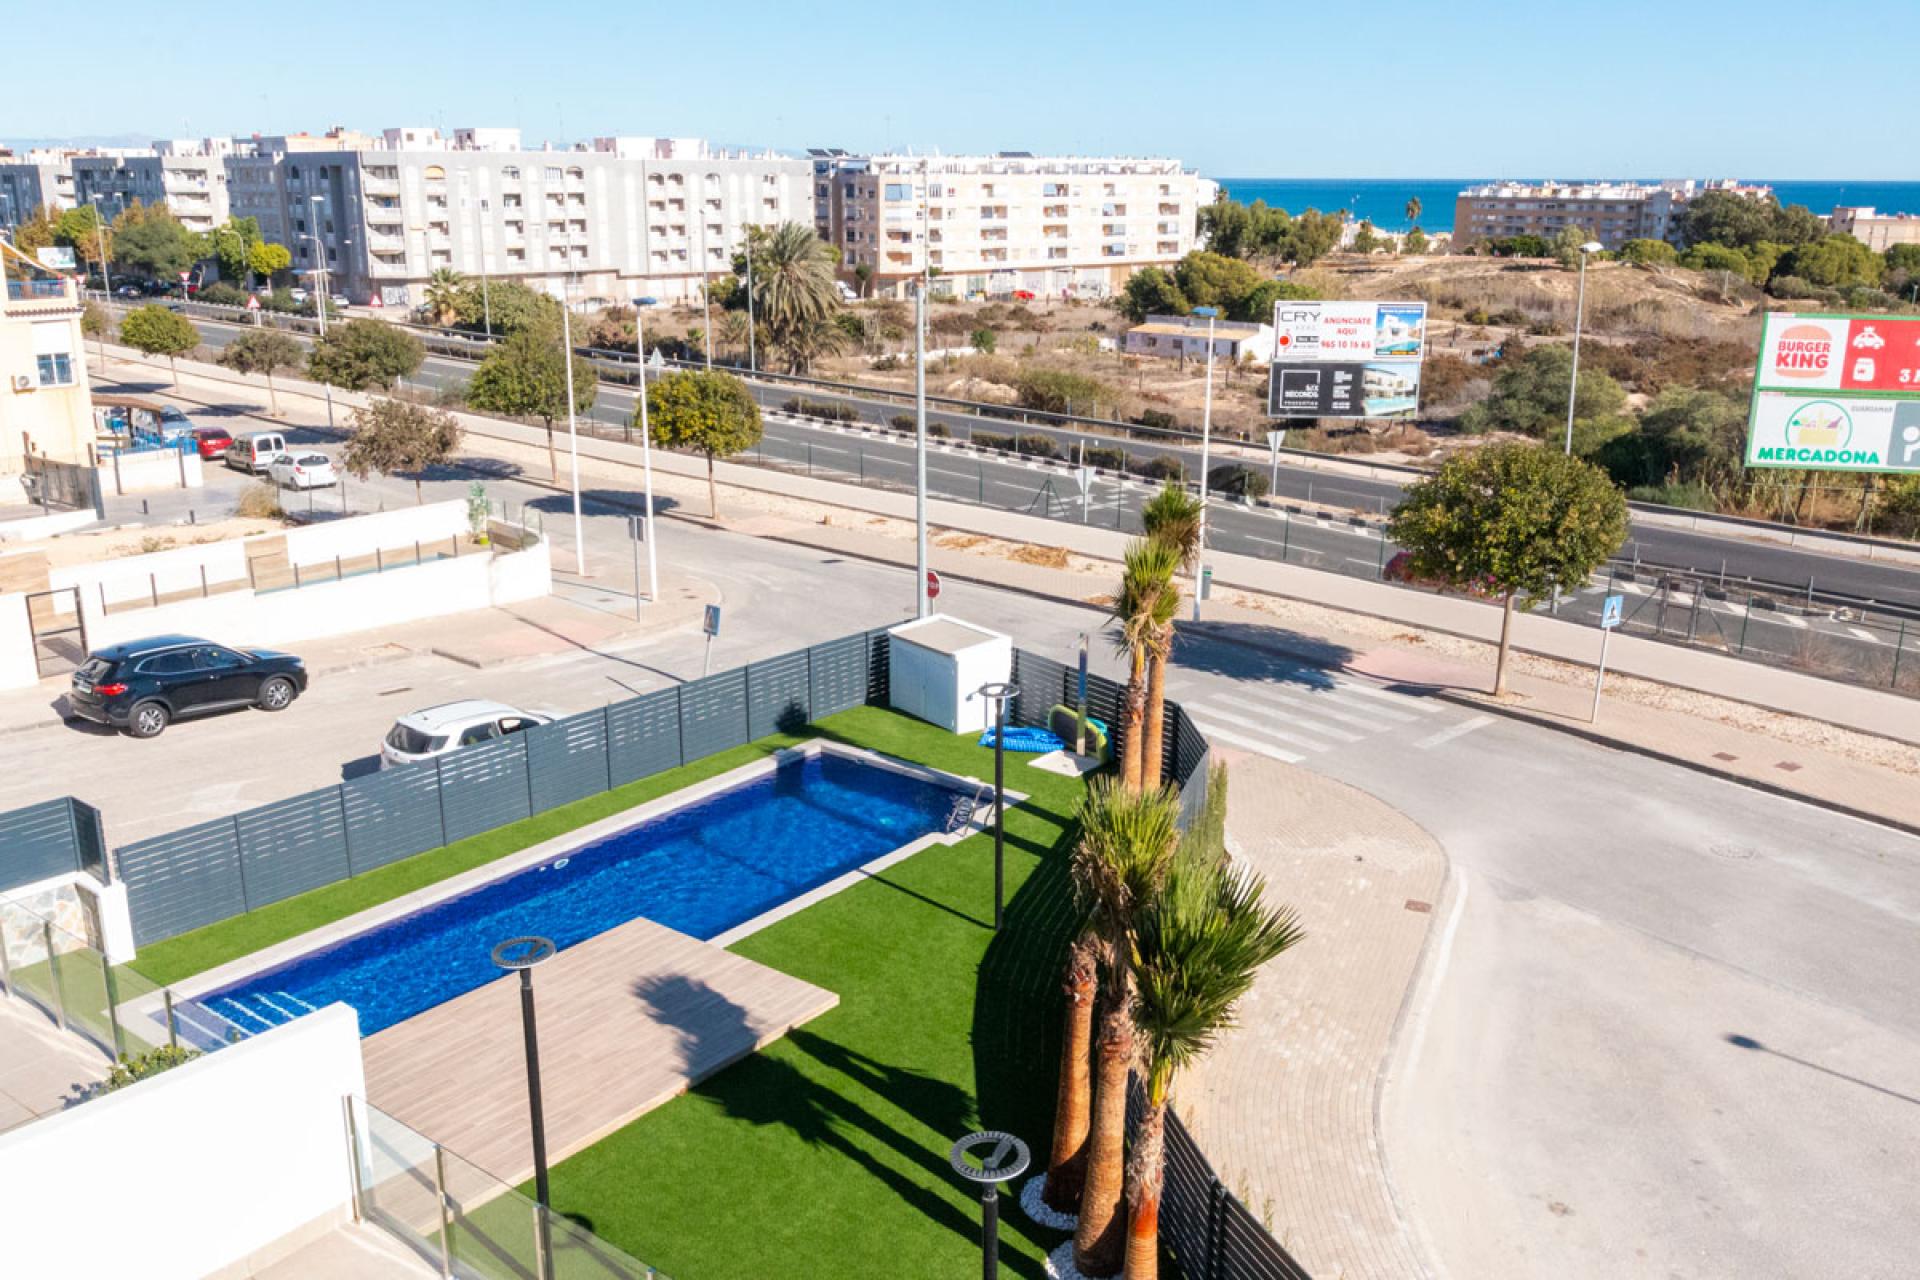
[103,446,204,496]
[279,499,466,564]
[0,508,96,543]
[80,538,550,651]
[0,592,37,690]
[0,1004,365,1280]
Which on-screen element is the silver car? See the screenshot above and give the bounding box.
[381,699,552,768]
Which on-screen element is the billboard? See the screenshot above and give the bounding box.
[1748,313,1920,473]
[35,247,75,271]
[1268,301,1426,419]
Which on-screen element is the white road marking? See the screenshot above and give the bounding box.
[1188,721,1305,764]
[1414,714,1495,750]
[1846,626,1881,644]
[1400,871,1468,1082]
[1326,680,1447,715]
[1188,703,1346,750]
[1232,683,1409,730]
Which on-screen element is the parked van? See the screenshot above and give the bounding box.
[227,431,287,474]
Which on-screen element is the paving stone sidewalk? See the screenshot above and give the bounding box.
[1174,752,1446,1280]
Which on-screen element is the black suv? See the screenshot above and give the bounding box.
[69,635,308,738]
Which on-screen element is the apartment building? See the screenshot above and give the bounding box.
[0,248,94,475]
[1830,206,1920,252]
[231,127,809,309]
[70,140,235,234]
[0,150,78,228]
[1451,179,1772,251]
[811,152,1215,300]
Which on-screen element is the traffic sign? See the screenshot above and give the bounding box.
[703,604,721,636]
[1266,428,1287,455]
[926,569,942,600]
[1072,466,1095,494]
[1600,594,1624,630]
[245,294,261,311]
[627,514,647,541]
[178,271,190,283]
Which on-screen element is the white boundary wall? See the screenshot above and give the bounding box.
[0,1004,366,1279]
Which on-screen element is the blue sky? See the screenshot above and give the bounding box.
[4,0,1907,178]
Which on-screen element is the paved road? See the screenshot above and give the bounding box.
[122,302,1920,613]
[11,440,1919,1276]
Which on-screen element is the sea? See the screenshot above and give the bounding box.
[1215,178,1920,233]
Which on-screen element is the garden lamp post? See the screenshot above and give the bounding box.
[977,681,1018,931]
[1563,240,1604,455]
[950,1131,1031,1280]
[1191,305,1220,621]
[493,936,557,1279]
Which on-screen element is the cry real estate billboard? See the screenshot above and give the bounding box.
[1267,301,1426,419]
[1747,313,1920,474]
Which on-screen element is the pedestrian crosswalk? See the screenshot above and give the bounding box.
[1172,668,1466,765]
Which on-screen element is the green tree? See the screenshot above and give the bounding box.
[217,329,304,416]
[53,206,111,268]
[717,310,751,361]
[340,397,464,503]
[1679,241,1752,279]
[248,240,291,283]
[1113,537,1182,792]
[1280,208,1345,265]
[1173,251,1261,311]
[643,369,762,517]
[307,318,424,392]
[1460,343,1627,441]
[969,326,997,354]
[1775,236,1884,289]
[853,262,874,298]
[1677,191,1777,250]
[80,301,111,341]
[1126,847,1302,1280]
[1070,776,1181,1277]
[1351,220,1380,255]
[1885,244,1920,277]
[423,268,467,326]
[1403,227,1429,255]
[1232,277,1316,323]
[1618,238,1678,266]
[1199,198,1253,258]
[110,203,206,279]
[749,222,840,373]
[449,279,559,337]
[1118,266,1188,322]
[1634,385,1750,494]
[1550,226,1599,268]
[117,304,199,383]
[1139,484,1203,788]
[465,315,598,482]
[210,217,263,285]
[1388,443,1628,694]
[10,205,58,256]
[772,312,846,374]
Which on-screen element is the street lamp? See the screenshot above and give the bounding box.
[491,935,557,1280]
[976,681,1018,931]
[1563,240,1604,455]
[914,275,930,619]
[307,196,336,432]
[1190,305,1220,621]
[698,215,713,369]
[632,297,660,606]
[743,223,756,373]
[558,232,586,576]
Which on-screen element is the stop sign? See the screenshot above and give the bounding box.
[926,569,941,600]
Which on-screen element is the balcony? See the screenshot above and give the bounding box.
[362,176,401,197]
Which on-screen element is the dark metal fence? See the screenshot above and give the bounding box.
[115,632,887,947]
[0,797,108,894]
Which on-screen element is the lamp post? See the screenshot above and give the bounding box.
[977,681,1018,931]
[698,215,713,369]
[559,234,586,576]
[914,277,930,618]
[306,197,336,432]
[632,298,660,606]
[492,936,557,1280]
[743,224,756,373]
[1563,240,1603,455]
[92,201,112,302]
[950,1131,1031,1280]
[1190,305,1219,621]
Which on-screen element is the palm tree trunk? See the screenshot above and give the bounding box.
[544,420,558,484]
[1141,636,1169,789]
[1043,932,1098,1213]
[1123,1094,1168,1280]
[1074,988,1133,1278]
[1120,650,1147,792]
[1494,592,1516,696]
[707,454,719,518]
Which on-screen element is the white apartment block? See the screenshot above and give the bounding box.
[235,128,810,309]
[1451,179,1772,251]
[70,141,235,234]
[811,151,1215,300]
[1830,206,1920,252]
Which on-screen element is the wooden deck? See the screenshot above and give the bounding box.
[363,917,837,1185]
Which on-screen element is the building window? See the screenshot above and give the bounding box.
[36,353,74,386]
[885,183,911,201]
[544,166,563,181]
[502,166,521,180]
[424,165,446,181]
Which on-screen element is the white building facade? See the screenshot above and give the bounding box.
[813,152,1215,300]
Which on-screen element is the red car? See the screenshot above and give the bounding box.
[1012,289,1036,302]
[192,427,234,460]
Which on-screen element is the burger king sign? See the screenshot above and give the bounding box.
[1759,317,1848,388]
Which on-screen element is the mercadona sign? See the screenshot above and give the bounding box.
[1746,312,1920,474]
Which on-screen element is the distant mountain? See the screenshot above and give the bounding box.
[3,134,157,151]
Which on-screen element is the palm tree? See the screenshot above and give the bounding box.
[1113,538,1181,792]
[752,222,839,370]
[1405,195,1422,226]
[1125,852,1302,1280]
[1042,924,1099,1214]
[717,311,750,363]
[776,311,848,375]
[423,268,467,326]
[1138,483,1203,787]
[1071,779,1182,1278]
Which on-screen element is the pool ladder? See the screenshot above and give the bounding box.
[946,783,991,834]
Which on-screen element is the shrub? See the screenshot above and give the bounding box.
[928,423,950,439]
[1083,445,1127,470]
[196,281,248,307]
[871,354,902,371]
[102,1044,201,1093]
[970,327,998,354]
[1626,481,1716,511]
[238,482,285,519]
[890,414,916,431]
[781,397,857,422]
[972,431,1015,452]
[1133,409,1178,432]
[1015,368,1116,417]
[1017,433,1062,459]
[1208,463,1270,499]
[1133,454,1186,481]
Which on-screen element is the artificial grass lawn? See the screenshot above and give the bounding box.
[539,706,1087,1280]
[124,732,814,988]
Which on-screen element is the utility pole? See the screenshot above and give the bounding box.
[1191,307,1218,621]
[915,278,930,618]
[560,231,586,576]
[1564,240,1601,455]
[307,196,336,432]
[634,301,660,604]
[744,223,756,373]
[699,214,713,369]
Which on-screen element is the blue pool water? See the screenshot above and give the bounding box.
[196,753,959,1037]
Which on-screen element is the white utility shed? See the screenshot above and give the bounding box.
[887,617,1013,734]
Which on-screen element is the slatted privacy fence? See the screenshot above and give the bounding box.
[0,798,108,893]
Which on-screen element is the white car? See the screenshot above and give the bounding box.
[267,451,338,489]
[381,700,552,768]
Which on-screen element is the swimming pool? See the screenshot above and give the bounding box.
[194,749,966,1037]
